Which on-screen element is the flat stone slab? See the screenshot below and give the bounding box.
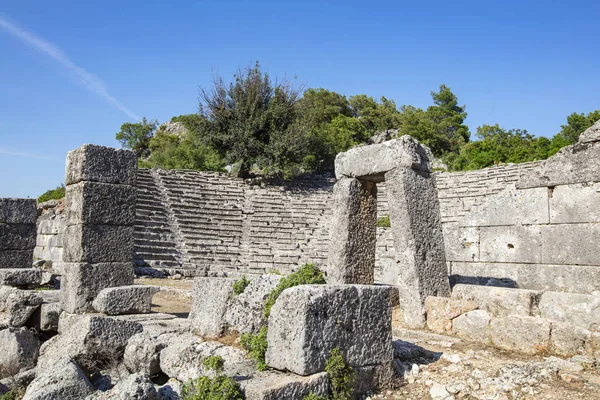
[241,371,330,400]
[92,285,160,315]
[0,198,37,224]
[0,268,42,288]
[265,284,393,376]
[334,136,432,181]
[65,144,137,186]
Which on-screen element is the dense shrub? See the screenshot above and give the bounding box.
[325,348,356,400]
[239,326,268,371]
[232,276,250,296]
[38,184,65,203]
[181,355,244,400]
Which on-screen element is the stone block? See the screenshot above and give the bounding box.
[549,183,600,223]
[327,178,377,285]
[124,331,176,377]
[28,301,61,332]
[550,321,590,357]
[579,119,600,143]
[92,285,159,315]
[0,223,36,250]
[160,335,255,382]
[63,224,134,263]
[479,225,542,263]
[265,285,392,376]
[241,371,330,400]
[37,314,143,374]
[94,373,159,400]
[459,186,549,227]
[60,262,134,313]
[0,327,39,379]
[0,198,37,224]
[541,224,600,266]
[0,268,42,288]
[384,167,450,328]
[65,144,137,186]
[490,315,550,354]
[37,219,65,235]
[517,140,600,188]
[65,181,136,225]
[0,286,43,328]
[189,277,236,337]
[449,261,600,294]
[335,136,432,181]
[35,232,63,248]
[538,291,600,331]
[443,225,479,262]
[22,359,93,400]
[425,296,478,334]
[0,249,33,269]
[451,284,541,317]
[451,310,491,344]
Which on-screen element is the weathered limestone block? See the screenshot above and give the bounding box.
[60,262,134,313]
[442,225,479,262]
[28,301,61,332]
[65,144,137,186]
[63,224,134,263]
[425,296,477,334]
[335,136,432,180]
[87,373,159,400]
[37,314,143,374]
[517,140,600,188]
[0,198,37,224]
[0,249,34,269]
[124,332,178,377]
[327,178,377,285]
[541,224,600,266]
[549,183,600,224]
[459,186,549,227]
[353,363,395,396]
[37,219,65,235]
[550,321,590,357]
[538,291,600,331]
[160,335,255,382]
[0,268,42,288]
[384,167,450,328]
[65,181,136,225]
[22,359,93,400]
[189,277,236,337]
[0,223,36,250]
[578,119,600,143]
[451,284,541,317]
[241,371,330,400]
[479,225,542,264]
[92,285,159,315]
[451,310,491,344]
[224,274,283,334]
[490,315,550,354]
[0,286,43,328]
[0,327,39,379]
[265,285,392,376]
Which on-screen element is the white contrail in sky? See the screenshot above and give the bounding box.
[0,148,59,161]
[0,15,140,121]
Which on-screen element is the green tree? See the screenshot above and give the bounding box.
[115,117,158,157]
[556,110,600,144]
[38,184,65,203]
[348,94,401,134]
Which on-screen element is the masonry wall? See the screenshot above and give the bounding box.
[33,200,65,272]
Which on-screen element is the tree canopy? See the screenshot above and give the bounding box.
[115,63,600,176]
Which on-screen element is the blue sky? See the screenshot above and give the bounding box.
[1,0,599,198]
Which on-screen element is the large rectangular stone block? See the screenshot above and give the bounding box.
[0,223,36,250]
[65,144,137,186]
[65,181,136,225]
[0,249,33,269]
[549,183,600,224]
[0,198,37,224]
[189,277,236,337]
[449,261,600,294]
[443,225,479,262]
[63,224,134,262]
[541,224,600,266]
[451,284,541,317]
[327,178,377,285]
[384,167,450,328]
[490,315,550,354]
[479,225,542,263]
[60,262,134,313]
[265,285,392,376]
[538,291,600,331]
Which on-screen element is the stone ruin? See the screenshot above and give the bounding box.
[0,121,599,399]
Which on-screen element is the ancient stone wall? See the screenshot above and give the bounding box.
[33,200,65,273]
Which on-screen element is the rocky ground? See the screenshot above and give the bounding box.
[135,280,600,400]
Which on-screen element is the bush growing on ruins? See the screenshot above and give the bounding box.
[232,276,250,296]
[303,393,328,400]
[325,348,356,400]
[376,215,391,228]
[239,326,268,371]
[116,117,158,157]
[38,184,65,202]
[181,355,244,400]
[0,390,19,400]
[263,263,326,319]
